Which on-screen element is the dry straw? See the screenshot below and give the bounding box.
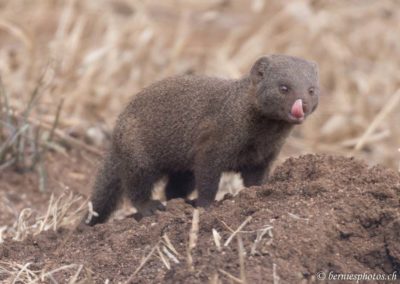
[1,191,87,243]
[0,0,399,170]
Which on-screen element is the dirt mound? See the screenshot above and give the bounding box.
[1,154,400,283]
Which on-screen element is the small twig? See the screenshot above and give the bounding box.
[47,98,64,143]
[0,124,30,161]
[16,123,27,170]
[0,76,11,127]
[273,263,280,284]
[126,241,160,283]
[37,157,47,192]
[212,228,222,252]
[224,216,252,247]
[162,246,180,264]
[340,129,390,147]
[40,264,78,282]
[15,68,48,170]
[162,234,181,257]
[11,112,103,156]
[39,194,54,232]
[41,121,103,156]
[187,208,199,271]
[157,246,170,270]
[237,234,248,284]
[210,273,220,284]
[0,226,7,243]
[219,218,235,233]
[251,225,273,255]
[355,89,400,151]
[218,269,243,283]
[13,208,33,241]
[12,262,31,284]
[68,264,83,284]
[29,123,41,170]
[287,213,309,223]
[398,148,400,172]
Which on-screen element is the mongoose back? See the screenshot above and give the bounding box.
[86,54,320,225]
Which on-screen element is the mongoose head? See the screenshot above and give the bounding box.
[250,54,320,124]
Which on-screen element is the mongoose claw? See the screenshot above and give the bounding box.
[132,200,166,221]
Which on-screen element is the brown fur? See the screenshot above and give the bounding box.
[85,54,320,225]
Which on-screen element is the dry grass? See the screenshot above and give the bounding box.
[0,0,399,169]
[0,70,63,191]
[0,190,87,243]
[0,190,90,284]
[0,261,92,284]
[125,234,181,283]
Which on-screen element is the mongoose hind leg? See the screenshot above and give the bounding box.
[132,200,166,221]
[165,171,195,200]
[121,168,165,221]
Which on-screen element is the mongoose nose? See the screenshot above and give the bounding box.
[290,99,304,118]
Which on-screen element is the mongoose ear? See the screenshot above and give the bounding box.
[250,56,270,85]
[311,61,319,76]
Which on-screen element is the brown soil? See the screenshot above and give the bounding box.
[1,154,400,283]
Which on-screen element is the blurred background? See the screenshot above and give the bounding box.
[0,0,399,171]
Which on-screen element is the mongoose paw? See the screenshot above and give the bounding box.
[194,198,213,208]
[184,199,197,207]
[132,200,166,221]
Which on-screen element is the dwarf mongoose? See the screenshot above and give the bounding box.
[86,54,320,225]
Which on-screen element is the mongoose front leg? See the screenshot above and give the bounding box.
[121,166,165,220]
[240,165,267,187]
[241,150,280,187]
[195,167,222,207]
[193,147,226,207]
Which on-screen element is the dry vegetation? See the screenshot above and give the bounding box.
[0,191,89,283]
[1,0,400,283]
[0,0,399,168]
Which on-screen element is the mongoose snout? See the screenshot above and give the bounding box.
[290,99,305,121]
[84,54,320,226]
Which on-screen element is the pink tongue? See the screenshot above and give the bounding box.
[291,99,304,118]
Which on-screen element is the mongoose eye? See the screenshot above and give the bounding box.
[308,87,315,96]
[279,85,289,94]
